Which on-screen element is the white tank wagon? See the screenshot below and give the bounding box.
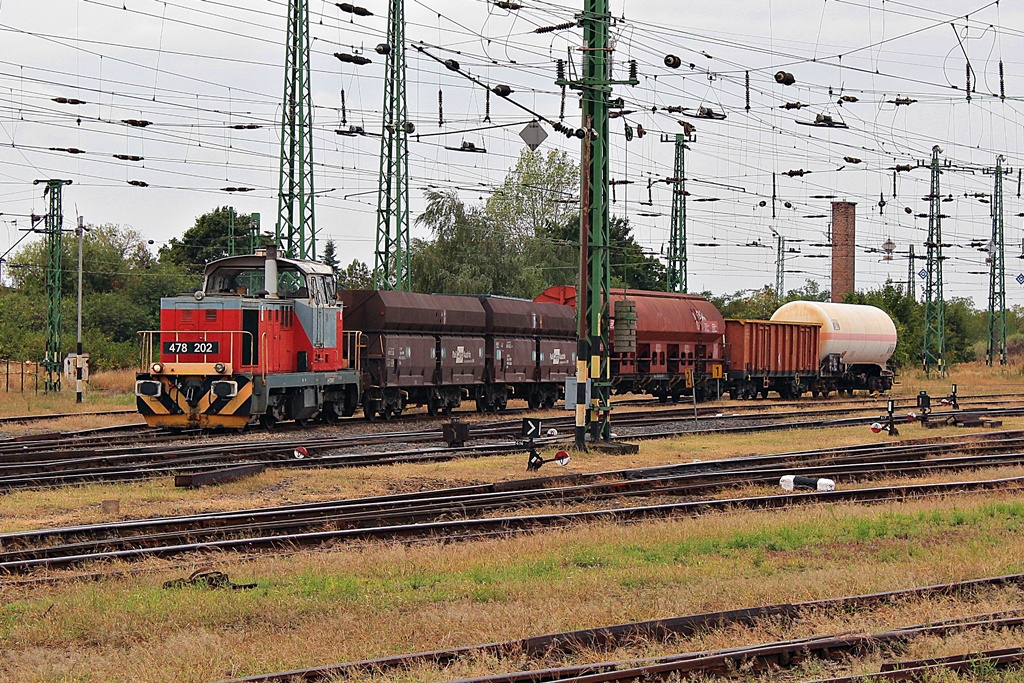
[771,301,897,396]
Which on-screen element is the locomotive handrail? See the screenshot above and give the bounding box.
[342,330,363,373]
[137,330,255,372]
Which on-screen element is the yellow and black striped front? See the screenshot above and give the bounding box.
[136,373,254,429]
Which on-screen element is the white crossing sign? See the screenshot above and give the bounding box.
[1017,273,1024,286]
[522,418,542,439]
[918,269,928,280]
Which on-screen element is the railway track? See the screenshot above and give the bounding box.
[0,408,137,427]
[4,430,1024,573]
[218,572,1024,683]
[1,400,1023,492]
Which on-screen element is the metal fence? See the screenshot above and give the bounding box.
[2,360,41,393]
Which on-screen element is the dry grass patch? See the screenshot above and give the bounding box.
[1,491,1024,682]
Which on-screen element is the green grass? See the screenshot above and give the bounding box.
[6,501,1024,647]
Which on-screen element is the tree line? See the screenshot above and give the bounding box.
[0,150,1016,370]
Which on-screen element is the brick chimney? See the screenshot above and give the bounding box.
[831,201,856,302]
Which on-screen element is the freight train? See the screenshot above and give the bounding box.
[135,250,897,429]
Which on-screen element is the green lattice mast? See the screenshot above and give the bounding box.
[276,0,316,260]
[35,179,72,392]
[666,134,688,293]
[374,0,411,290]
[922,146,945,376]
[558,0,638,448]
[987,155,1007,366]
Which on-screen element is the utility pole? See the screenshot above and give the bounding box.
[987,155,1008,366]
[75,215,87,404]
[772,228,785,303]
[34,179,72,393]
[250,212,261,254]
[375,0,411,290]
[276,0,316,261]
[922,145,945,376]
[666,134,688,293]
[228,207,236,257]
[906,244,916,300]
[558,0,637,449]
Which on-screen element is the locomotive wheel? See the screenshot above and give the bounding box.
[759,387,769,399]
[728,388,739,400]
[259,413,277,429]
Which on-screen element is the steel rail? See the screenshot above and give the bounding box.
[807,647,1024,682]
[4,427,1023,545]
[3,473,1024,573]
[3,399,1024,492]
[6,446,1024,562]
[213,574,1024,683]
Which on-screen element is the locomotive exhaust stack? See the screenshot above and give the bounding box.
[264,245,279,298]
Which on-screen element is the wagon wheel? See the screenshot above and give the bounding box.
[363,399,380,422]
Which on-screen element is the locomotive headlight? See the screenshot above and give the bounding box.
[214,363,226,374]
[151,363,164,374]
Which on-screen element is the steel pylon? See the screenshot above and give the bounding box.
[35,179,72,392]
[557,0,637,448]
[987,155,1008,366]
[922,146,945,376]
[666,134,688,293]
[276,0,316,260]
[374,0,411,290]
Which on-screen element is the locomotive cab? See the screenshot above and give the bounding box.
[136,248,361,429]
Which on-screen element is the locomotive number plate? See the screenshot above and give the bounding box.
[163,341,220,355]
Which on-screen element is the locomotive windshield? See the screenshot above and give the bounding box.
[206,264,310,299]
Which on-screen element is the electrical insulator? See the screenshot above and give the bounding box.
[492,84,513,97]
[774,71,796,85]
[403,122,415,134]
[556,59,565,81]
[127,180,149,187]
[484,89,491,122]
[844,156,862,164]
[664,54,681,69]
[438,89,444,126]
[340,90,347,125]
[905,206,913,214]
[122,119,152,128]
[1000,60,1005,100]
[629,60,638,81]
[375,43,390,55]
[745,71,750,111]
[444,59,460,71]
[574,128,586,139]
[336,3,372,16]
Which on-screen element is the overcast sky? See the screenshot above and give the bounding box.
[1,0,1023,306]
